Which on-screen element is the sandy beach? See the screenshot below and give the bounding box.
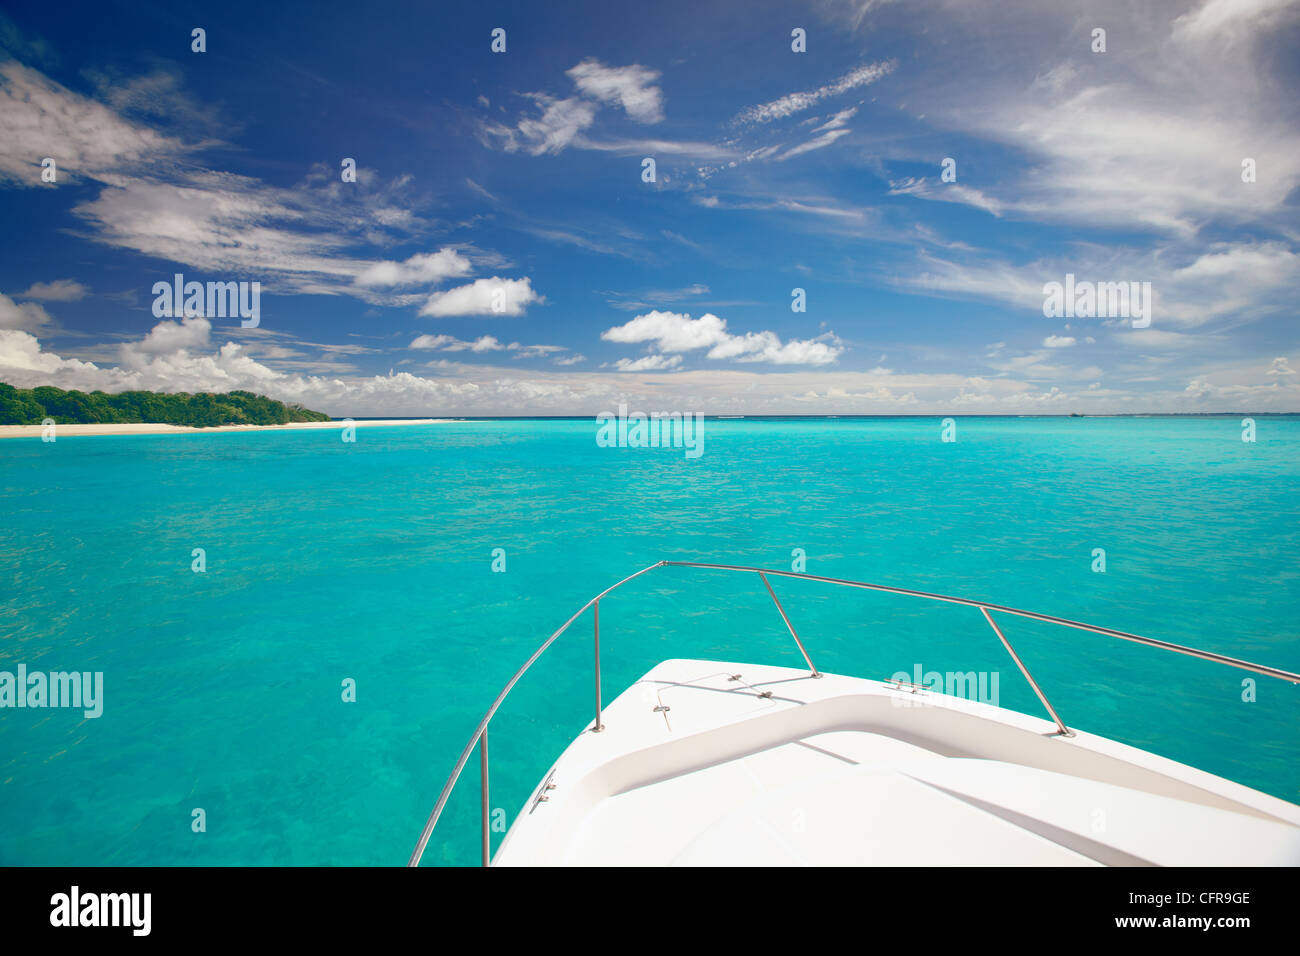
[0,419,460,439]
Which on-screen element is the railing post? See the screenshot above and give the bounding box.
[979,606,1073,737]
[593,599,604,731]
[480,727,491,865]
[758,571,821,678]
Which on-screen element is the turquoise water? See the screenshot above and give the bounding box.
[1,416,1297,866]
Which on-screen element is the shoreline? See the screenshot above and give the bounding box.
[0,419,460,439]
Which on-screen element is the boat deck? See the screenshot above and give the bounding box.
[493,660,1300,866]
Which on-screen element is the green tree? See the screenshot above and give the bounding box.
[0,383,332,426]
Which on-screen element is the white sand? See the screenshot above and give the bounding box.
[0,419,461,439]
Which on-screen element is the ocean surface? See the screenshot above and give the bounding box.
[1,416,1297,866]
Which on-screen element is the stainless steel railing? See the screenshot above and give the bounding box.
[407,559,1300,867]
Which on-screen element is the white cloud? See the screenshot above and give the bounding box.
[0,292,54,333]
[888,177,1006,216]
[603,310,730,352]
[18,279,88,302]
[566,59,664,123]
[901,240,1299,330]
[571,135,735,160]
[354,249,472,288]
[1116,329,1225,349]
[818,0,899,32]
[419,277,542,317]
[693,193,866,221]
[411,334,465,350]
[134,315,211,355]
[778,128,852,161]
[1172,0,1300,41]
[601,310,843,366]
[885,1,1300,234]
[603,283,712,311]
[1043,335,1076,348]
[733,61,894,125]
[486,59,668,155]
[509,342,566,358]
[504,95,598,155]
[0,61,468,307]
[817,107,858,131]
[72,173,380,294]
[0,324,278,394]
[614,354,682,372]
[410,334,506,353]
[5,325,1298,416]
[0,329,101,376]
[410,334,566,358]
[0,60,182,186]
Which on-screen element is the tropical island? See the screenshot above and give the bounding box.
[0,383,331,428]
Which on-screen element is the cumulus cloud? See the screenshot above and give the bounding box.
[419,277,542,317]
[601,310,843,366]
[354,249,472,288]
[0,324,276,394]
[0,292,54,333]
[0,329,101,377]
[132,315,211,355]
[1043,335,1076,348]
[603,310,730,352]
[566,59,664,123]
[18,279,88,302]
[4,323,1298,417]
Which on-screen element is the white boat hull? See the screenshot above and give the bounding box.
[494,659,1300,866]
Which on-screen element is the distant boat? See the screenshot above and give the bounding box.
[1070,412,1085,417]
[409,560,1300,867]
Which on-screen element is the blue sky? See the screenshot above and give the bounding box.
[0,0,1297,414]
